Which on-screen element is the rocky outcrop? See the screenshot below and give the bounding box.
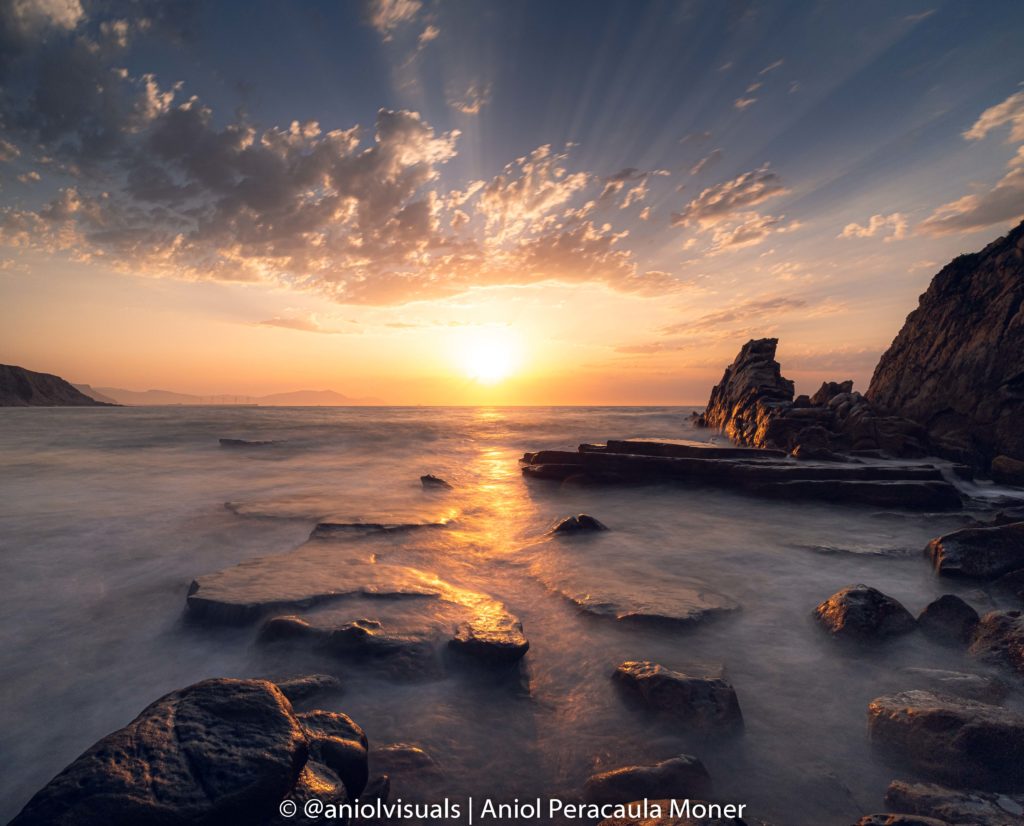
[0,364,115,407]
[883,780,1024,826]
[916,595,979,645]
[612,661,743,731]
[814,585,916,641]
[584,755,712,805]
[9,678,368,825]
[868,690,1024,791]
[969,610,1024,676]
[926,522,1024,579]
[694,340,928,458]
[420,474,452,489]
[868,220,1024,468]
[551,514,608,533]
[992,455,1024,486]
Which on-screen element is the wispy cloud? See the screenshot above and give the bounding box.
[839,213,907,241]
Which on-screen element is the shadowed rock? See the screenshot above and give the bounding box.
[296,709,368,799]
[899,668,1008,703]
[992,455,1024,486]
[260,615,436,665]
[559,585,738,628]
[220,438,276,447]
[275,674,344,703]
[868,690,1024,791]
[551,513,609,534]
[926,522,1024,579]
[856,816,950,826]
[371,743,440,775]
[884,779,1024,826]
[917,595,979,645]
[814,585,916,641]
[420,474,452,489]
[584,755,712,804]
[969,610,1024,676]
[9,679,313,825]
[613,661,743,732]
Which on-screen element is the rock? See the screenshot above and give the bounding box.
[868,220,1024,468]
[856,816,950,826]
[814,585,916,641]
[551,514,609,533]
[420,474,452,489]
[584,755,712,805]
[10,678,310,825]
[275,674,344,703]
[994,568,1024,602]
[297,709,368,799]
[992,455,1024,487]
[917,595,979,645]
[449,615,529,664]
[266,760,349,826]
[371,743,440,775]
[811,380,854,406]
[926,522,1024,579]
[558,584,738,628]
[899,668,1008,703]
[0,363,115,407]
[868,690,1024,790]
[884,779,1024,826]
[969,610,1024,676]
[362,773,391,802]
[697,338,796,447]
[612,661,743,732]
[219,438,275,447]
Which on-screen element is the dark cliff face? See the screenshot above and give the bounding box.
[868,220,1024,464]
[0,364,114,407]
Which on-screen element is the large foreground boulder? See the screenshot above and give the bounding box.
[814,585,916,641]
[10,678,368,825]
[883,779,1024,826]
[926,522,1024,579]
[868,220,1024,468]
[612,661,743,731]
[584,755,712,804]
[969,610,1024,676]
[868,690,1024,791]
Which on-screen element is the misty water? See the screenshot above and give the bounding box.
[1,406,1022,825]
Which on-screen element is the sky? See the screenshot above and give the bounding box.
[1,0,1023,405]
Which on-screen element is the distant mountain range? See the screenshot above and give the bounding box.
[73,385,384,406]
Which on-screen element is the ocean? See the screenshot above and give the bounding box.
[0,406,1018,824]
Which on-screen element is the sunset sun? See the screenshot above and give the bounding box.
[458,329,523,385]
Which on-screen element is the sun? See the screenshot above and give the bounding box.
[458,328,522,385]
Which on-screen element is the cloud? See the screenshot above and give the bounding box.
[17,170,41,183]
[6,0,83,36]
[418,24,439,44]
[671,165,789,228]
[259,314,344,334]
[0,139,19,161]
[964,89,1024,143]
[707,212,799,252]
[367,0,422,39]
[759,59,784,75]
[689,149,723,176]
[838,212,907,241]
[734,96,757,110]
[448,82,491,115]
[663,295,809,334]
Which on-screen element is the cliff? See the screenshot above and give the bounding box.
[868,220,1024,467]
[0,365,115,407]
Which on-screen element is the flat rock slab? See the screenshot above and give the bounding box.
[868,690,1024,791]
[927,522,1024,579]
[450,615,530,664]
[814,585,916,641]
[584,755,712,805]
[613,661,743,731]
[564,585,738,628]
[884,780,1024,826]
[969,610,1024,676]
[10,679,311,826]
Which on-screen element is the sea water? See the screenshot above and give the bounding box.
[0,406,1020,824]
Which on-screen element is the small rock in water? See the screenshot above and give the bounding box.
[884,779,1024,826]
[926,522,1024,579]
[612,661,743,732]
[917,595,980,645]
[219,437,275,447]
[584,754,712,804]
[371,743,440,775]
[275,673,344,703]
[297,709,369,799]
[551,513,609,534]
[420,474,453,489]
[899,668,1008,703]
[362,773,391,802]
[449,615,530,664]
[969,610,1024,676]
[814,584,916,641]
[868,690,1024,791]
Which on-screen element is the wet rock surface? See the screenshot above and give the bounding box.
[275,673,344,703]
[9,678,317,825]
[613,661,743,731]
[449,615,529,664]
[916,595,979,645]
[927,522,1024,579]
[814,585,916,641]
[868,690,1024,791]
[296,708,369,799]
[551,513,609,533]
[883,779,1024,826]
[969,610,1024,676]
[868,220,1024,470]
[899,668,1008,703]
[370,743,439,775]
[584,755,713,804]
[420,474,453,489]
[219,438,276,447]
